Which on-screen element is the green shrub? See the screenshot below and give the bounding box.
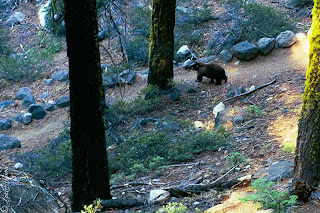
[242,179,297,212]
[241,2,295,42]
[246,104,265,117]
[228,152,246,167]
[125,36,149,66]
[157,202,187,213]
[128,6,151,38]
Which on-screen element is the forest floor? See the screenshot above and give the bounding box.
[1,0,319,212]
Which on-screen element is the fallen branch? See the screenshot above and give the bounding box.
[100,198,147,210]
[223,75,277,103]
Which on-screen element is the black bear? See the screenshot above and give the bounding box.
[188,62,227,85]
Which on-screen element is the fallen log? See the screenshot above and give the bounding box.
[100,198,147,210]
[223,75,277,103]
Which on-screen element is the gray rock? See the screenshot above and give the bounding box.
[281,108,289,114]
[183,59,197,69]
[218,49,233,64]
[13,113,23,123]
[214,106,247,130]
[0,100,15,111]
[103,75,116,88]
[15,87,31,100]
[201,112,209,119]
[170,92,181,101]
[44,79,54,86]
[28,104,47,120]
[0,118,12,130]
[135,69,149,78]
[234,114,244,125]
[22,94,36,108]
[257,37,276,55]
[119,69,136,85]
[6,12,24,26]
[176,45,197,63]
[55,95,70,108]
[39,92,50,99]
[51,70,69,81]
[236,86,247,95]
[276,31,297,48]
[232,41,259,61]
[21,113,32,125]
[226,88,236,98]
[0,134,21,150]
[44,102,56,111]
[14,162,23,169]
[196,55,217,64]
[252,160,293,182]
[149,189,170,203]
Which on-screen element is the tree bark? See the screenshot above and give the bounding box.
[148,0,176,89]
[293,0,320,188]
[64,0,112,211]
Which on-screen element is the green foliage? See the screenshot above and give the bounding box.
[15,129,72,181]
[0,26,10,55]
[81,199,101,213]
[108,125,229,177]
[246,105,265,117]
[125,36,149,66]
[290,0,313,7]
[43,0,65,36]
[157,202,187,213]
[128,6,151,38]
[242,179,297,212]
[240,1,295,42]
[228,152,246,167]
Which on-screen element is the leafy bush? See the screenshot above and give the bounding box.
[242,179,297,212]
[125,36,149,66]
[157,202,187,213]
[241,2,295,42]
[246,104,265,117]
[228,152,246,167]
[81,199,101,213]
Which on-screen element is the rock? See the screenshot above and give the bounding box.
[51,70,69,81]
[176,45,197,63]
[55,95,70,108]
[183,59,197,69]
[236,86,247,95]
[194,121,205,129]
[39,92,50,99]
[6,12,24,26]
[187,88,197,93]
[139,118,157,126]
[22,94,36,108]
[103,75,116,88]
[0,166,66,212]
[98,30,108,41]
[276,31,297,48]
[201,112,209,119]
[14,162,23,169]
[196,55,217,64]
[226,88,236,98]
[15,87,31,100]
[234,115,244,125]
[44,102,56,111]
[214,106,247,130]
[21,113,32,125]
[281,108,289,114]
[28,104,47,120]
[213,102,225,118]
[252,160,294,182]
[218,49,233,64]
[170,92,180,101]
[44,79,54,85]
[135,69,149,78]
[257,37,276,55]
[149,189,170,203]
[0,118,12,130]
[119,69,136,84]
[232,41,259,61]
[0,134,21,150]
[0,100,15,111]
[13,113,23,123]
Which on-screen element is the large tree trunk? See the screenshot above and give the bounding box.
[293,0,320,187]
[148,0,176,89]
[64,0,112,211]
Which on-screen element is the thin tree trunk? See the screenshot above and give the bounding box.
[64,0,112,211]
[148,0,176,89]
[293,0,320,187]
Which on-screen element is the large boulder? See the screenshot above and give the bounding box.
[0,166,66,212]
[257,37,276,55]
[21,94,36,108]
[176,45,197,63]
[276,31,297,48]
[55,95,70,108]
[218,49,233,64]
[252,160,293,182]
[28,104,47,120]
[15,87,31,100]
[232,41,258,61]
[0,134,21,150]
[0,118,12,130]
[119,69,136,85]
[51,70,69,82]
[13,113,32,125]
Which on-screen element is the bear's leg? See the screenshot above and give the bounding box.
[196,74,203,82]
[215,78,222,85]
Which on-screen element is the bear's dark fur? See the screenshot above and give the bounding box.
[188,62,227,85]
